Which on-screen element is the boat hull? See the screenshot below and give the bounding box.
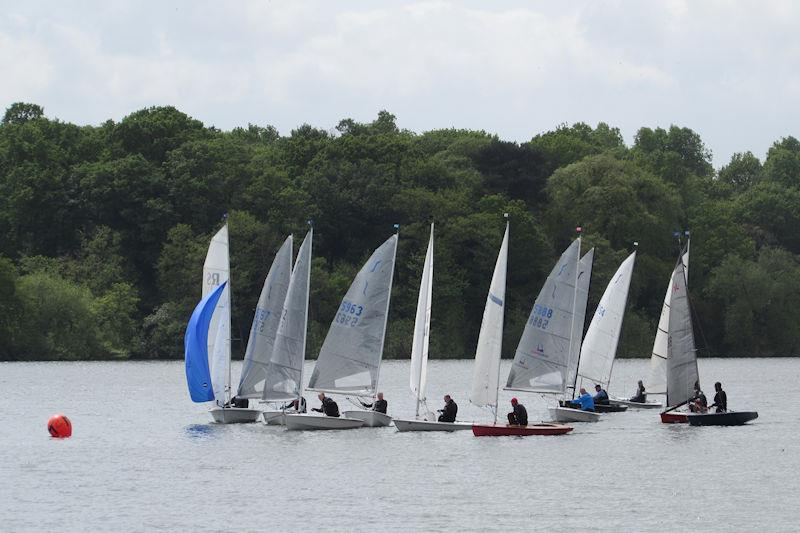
[393,419,473,432]
[209,407,262,424]
[472,423,573,436]
[593,403,628,413]
[688,411,758,426]
[284,414,365,431]
[342,410,393,427]
[549,406,601,423]
[660,411,688,424]
[610,398,663,409]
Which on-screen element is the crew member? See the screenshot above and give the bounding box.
[438,394,458,422]
[629,380,647,403]
[709,382,727,413]
[507,397,528,426]
[689,381,708,413]
[282,397,307,413]
[359,392,388,414]
[569,388,595,412]
[593,384,609,405]
[311,392,340,417]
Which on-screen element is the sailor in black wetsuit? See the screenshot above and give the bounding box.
[629,380,647,403]
[507,397,528,426]
[359,392,388,414]
[282,397,307,413]
[438,395,458,422]
[311,392,340,417]
[709,382,728,413]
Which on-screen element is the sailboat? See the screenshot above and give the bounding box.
[284,230,399,430]
[573,249,637,413]
[186,223,262,423]
[471,218,574,437]
[505,233,600,423]
[659,259,700,423]
[261,228,313,425]
[394,223,472,432]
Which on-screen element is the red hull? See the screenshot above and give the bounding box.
[472,423,573,436]
[660,411,688,424]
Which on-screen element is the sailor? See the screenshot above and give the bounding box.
[229,396,248,408]
[629,380,647,403]
[311,392,340,417]
[709,382,727,413]
[593,384,610,405]
[507,397,528,426]
[689,381,708,413]
[359,392,388,414]
[437,394,458,422]
[282,397,307,413]
[569,388,596,412]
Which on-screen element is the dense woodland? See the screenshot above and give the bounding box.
[1,102,799,361]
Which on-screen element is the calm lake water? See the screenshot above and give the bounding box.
[0,358,797,532]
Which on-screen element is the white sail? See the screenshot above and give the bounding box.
[308,233,398,396]
[410,224,434,416]
[565,248,594,395]
[666,261,699,408]
[237,236,293,399]
[203,224,231,404]
[647,241,690,393]
[470,222,508,412]
[575,251,637,392]
[505,239,581,394]
[263,229,313,401]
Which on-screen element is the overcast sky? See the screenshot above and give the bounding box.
[2,0,798,167]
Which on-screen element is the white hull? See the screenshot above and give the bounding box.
[209,407,262,424]
[284,414,365,431]
[261,411,290,425]
[393,419,473,432]
[548,407,601,423]
[342,410,393,427]
[609,398,663,409]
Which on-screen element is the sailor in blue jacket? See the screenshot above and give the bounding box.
[569,388,595,411]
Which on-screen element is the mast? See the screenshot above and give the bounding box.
[566,226,582,400]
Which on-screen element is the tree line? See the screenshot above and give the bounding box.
[0,102,798,361]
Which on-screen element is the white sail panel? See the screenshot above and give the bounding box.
[565,248,594,394]
[410,224,434,413]
[647,242,689,393]
[308,234,398,395]
[666,261,699,408]
[203,224,230,361]
[470,223,508,409]
[210,283,231,405]
[263,230,313,401]
[237,236,293,399]
[576,251,636,391]
[505,239,580,394]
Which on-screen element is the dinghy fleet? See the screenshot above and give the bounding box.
[184,217,758,434]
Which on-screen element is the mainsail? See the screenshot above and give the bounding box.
[308,233,398,396]
[185,281,228,402]
[665,261,699,408]
[647,240,690,393]
[409,224,434,417]
[203,224,231,405]
[237,236,293,399]
[505,239,582,394]
[263,229,313,402]
[565,248,595,396]
[575,251,637,392]
[469,221,509,416]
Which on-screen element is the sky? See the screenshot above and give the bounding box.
[1,0,798,168]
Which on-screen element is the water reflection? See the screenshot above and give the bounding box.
[184,424,218,439]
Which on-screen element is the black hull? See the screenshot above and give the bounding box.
[687,411,758,426]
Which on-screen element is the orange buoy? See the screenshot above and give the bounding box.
[47,414,72,438]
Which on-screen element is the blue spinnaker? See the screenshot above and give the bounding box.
[185,281,227,402]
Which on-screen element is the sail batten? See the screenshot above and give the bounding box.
[308,234,398,395]
[237,236,293,399]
